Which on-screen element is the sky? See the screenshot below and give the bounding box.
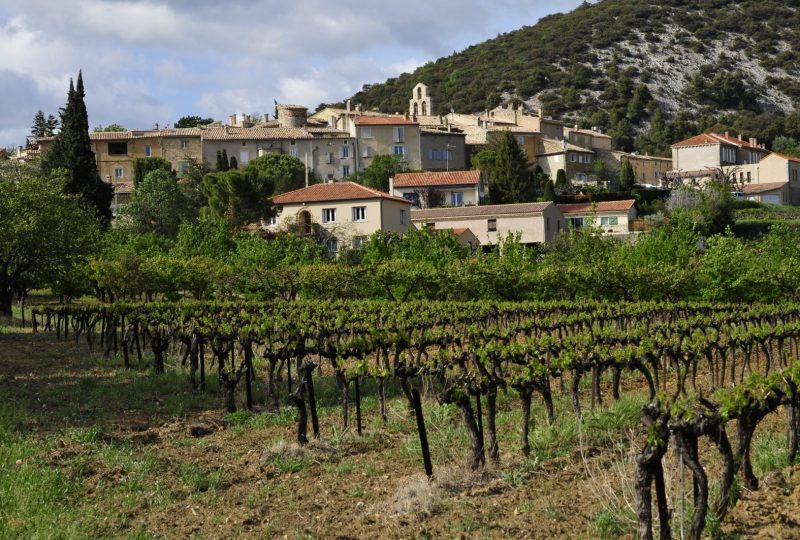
[0,0,586,147]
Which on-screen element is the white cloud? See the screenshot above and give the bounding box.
[0,0,585,146]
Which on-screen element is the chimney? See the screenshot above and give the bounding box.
[229,114,237,126]
[154,122,159,130]
[16,146,23,158]
[346,100,351,113]
[264,113,270,123]
[389,176,394,194]
[725,131,730,138]
[738,133,743,142]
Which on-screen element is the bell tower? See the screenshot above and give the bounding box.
[409,82,432,116]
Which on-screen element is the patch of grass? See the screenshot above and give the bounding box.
[753,432,790,475]
[593,505,635,539]
[179,463,223,493]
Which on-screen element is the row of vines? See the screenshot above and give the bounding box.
[31,300,800,540]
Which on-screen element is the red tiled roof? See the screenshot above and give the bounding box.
[356,116,418,126]
[672,132,767,150]
[272,181,411,205]
[393,170,481,188]
[557,200,636,214]
[742,181,787,194]
[411,202,553,220]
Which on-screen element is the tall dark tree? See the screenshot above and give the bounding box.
[619,159,636,192]
[31,110,59,138]
[474,130,534,204]
[41,72,113,226]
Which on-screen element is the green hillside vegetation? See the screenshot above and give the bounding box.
[336,0,800,155]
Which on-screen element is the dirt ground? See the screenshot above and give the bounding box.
[1,329,797,539]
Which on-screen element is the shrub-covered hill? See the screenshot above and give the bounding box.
[333,0,800,155]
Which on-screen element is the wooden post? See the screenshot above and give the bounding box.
[412,389,433,479]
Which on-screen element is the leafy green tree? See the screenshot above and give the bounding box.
[121,169,195,237]
[175,215,235,260]
[353,154,405,192]
[175,116,214,128]
[474,131,533,204]
[0,170,100,316]
[93,123,126,132]
[133,156,174,188]
[245,153,306,195]
[619,159,635,192]
[771,136,800,157]
[41,72,113,225]
[201,153,303,228]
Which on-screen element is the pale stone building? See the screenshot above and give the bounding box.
[411,202,563,247]
[353,115,422,171]
[271,181,413,252]
[390,170,484,208]
[557,200,637,236]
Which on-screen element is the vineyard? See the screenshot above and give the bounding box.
[20,300,800,539]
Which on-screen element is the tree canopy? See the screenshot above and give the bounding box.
[175,116,215,128]
[473,131,534,204]
[0,169,100,315]
[41,72,113,226]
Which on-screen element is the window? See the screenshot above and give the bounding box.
[362,145,372,158]
[353,236,368,250]
[181,140,189,149]
[393,127,405,143]
[341,145,350,158]
[342,165,350,177]
[570,153,577,162]
[177,161,189,176]
[487,218,497,232]
[516,135,525,146]
[326,152,334,164]
[240,151,249,165]
[392,146,405,156]
[352,206,366,222]
[326,237,339,254]
[568,217,587,230]
[402,192,420,207]
[546,217,550,232]
[746,171,751,182]
[451,192,464,206]
[289,147,298,158]
[361,127,372,139]
[108,142,127,155]
[322,208,337,223]
[144,145,152,157]
[600,216,619,226]
[114,167,123,178]
[266,216,277,226]
[400,209,407,225]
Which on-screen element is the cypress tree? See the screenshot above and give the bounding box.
[31,110,47,138]
[542,179,556,202]
[220,149,230,171]
[620,159,636,192]
[555,169,568,190]
[229,156,238,170]
[216,150,225,171]
[42,71,113,226]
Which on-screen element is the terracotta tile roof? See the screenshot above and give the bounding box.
[200,126,350,141]
[672,133,769,150]
[557,200,636,214]
[420,127,465,136]
[112,181,135,194]
[742,181,787,194]
[89,131,134,141]
[488,126,540,134]
[272,181,411,205]
[568,128,612,139]
[393,170,481,188]
[355,115,418,126]
[412,202,553,220]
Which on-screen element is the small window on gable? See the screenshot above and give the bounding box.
[144,145,152,157]
[487,218,497,232]
[181,140,189,149]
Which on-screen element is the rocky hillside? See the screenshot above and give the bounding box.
[337,0,800,155]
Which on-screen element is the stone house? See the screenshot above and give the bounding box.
[557,200,637,236]
[390,170,484,208]
[270,182,412,253]
[353,115,422,171]
[411,202,563,247]
[419,128,467,171]
[671,132,770,172]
